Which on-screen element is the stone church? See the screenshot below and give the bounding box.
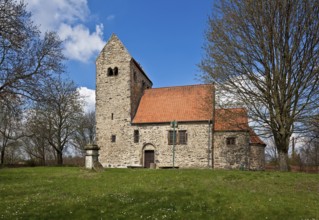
[96,34,266,170]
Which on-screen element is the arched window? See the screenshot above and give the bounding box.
[114,67,118,76]
[107,67,113,76]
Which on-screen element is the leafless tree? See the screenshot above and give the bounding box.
[265,138,278,165]
[0,0,65,105]
[30,77,83,165]
[200,0,319,171]
[22,111,52,165]
[299,140,319,173]
[0,99,22,165]
[300,115,319,172]
[71,111,96,156]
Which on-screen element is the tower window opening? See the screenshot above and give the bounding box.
[107,67,113,76]
[133,71,137,81]
[114,67,118,76]
[111,135,116,143]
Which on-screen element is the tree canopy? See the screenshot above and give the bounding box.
[0,0,65,104]
[200,0,319,171]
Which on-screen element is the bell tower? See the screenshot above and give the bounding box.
[95,34,152,167]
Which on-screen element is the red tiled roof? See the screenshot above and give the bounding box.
[132,84,213,123]
[214,108,266,145]
[214,108,249,131]
[249,128,266,145]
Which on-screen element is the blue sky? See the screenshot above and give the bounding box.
[25,0,214,109]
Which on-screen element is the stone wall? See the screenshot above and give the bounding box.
[98,122,212,168]
[130,60,152,119]
[249,144,265,170]
[136,122,213,168]
[213,131,250,169]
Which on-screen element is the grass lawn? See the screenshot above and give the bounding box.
[0,167,318,220]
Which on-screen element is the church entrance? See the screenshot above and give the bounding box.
[144,150,154,168]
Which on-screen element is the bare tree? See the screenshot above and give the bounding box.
[0,0,65,104]
[200,0,319,171]
[71,111,96,156]
[300,115,319,172]
[265,138,278,165]
[22,111,52,165]
[0,99,22,165]
[299,140,319,172]
[30,77,83,165]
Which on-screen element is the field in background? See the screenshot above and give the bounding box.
[0,167,318,219]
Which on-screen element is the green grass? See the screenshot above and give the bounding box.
[0,168,318,220]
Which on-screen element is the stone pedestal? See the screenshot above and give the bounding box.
[150,163,156,169]
[85,144,100,169]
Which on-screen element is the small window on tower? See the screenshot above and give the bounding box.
[111,135,116,143]
[114,67,118,76]
[133,71,137,81]
[107,67,113,76]
[111,113,114,120]
[134,130,139,143]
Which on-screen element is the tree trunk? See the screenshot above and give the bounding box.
[273,131,291,171]
[0,147,5,165]
[57,151,63,165]
[41,145,46,166]
[278,150,289,171]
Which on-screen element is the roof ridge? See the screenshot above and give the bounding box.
[149,84,212,90]
[215,107,247,111]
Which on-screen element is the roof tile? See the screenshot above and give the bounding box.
[132,84,213,123]
[249,128,266,145]
[214,108,249,131]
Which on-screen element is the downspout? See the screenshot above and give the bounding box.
[211,83,216,169]
[208,120,211,168]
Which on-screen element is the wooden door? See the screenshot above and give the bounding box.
[144,150,154,168]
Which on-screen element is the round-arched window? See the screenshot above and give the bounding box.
[107,67,113,76]
[114,67,118,76]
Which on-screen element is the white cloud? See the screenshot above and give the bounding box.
[78,87,95,112]
[59,24,105,62]
[25,0,105,62]
[25,0,89,31]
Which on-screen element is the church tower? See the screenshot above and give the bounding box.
[96,34,152,167]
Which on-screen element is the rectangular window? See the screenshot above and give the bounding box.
[179,130,187,145]
[111,135,116,143]
[134,130,139,143]
[168,130,187,145]
[226,137,236,145]
[168,130,177,145]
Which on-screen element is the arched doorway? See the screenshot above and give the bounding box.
[144,150,155,168]
[142,144,155,168]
